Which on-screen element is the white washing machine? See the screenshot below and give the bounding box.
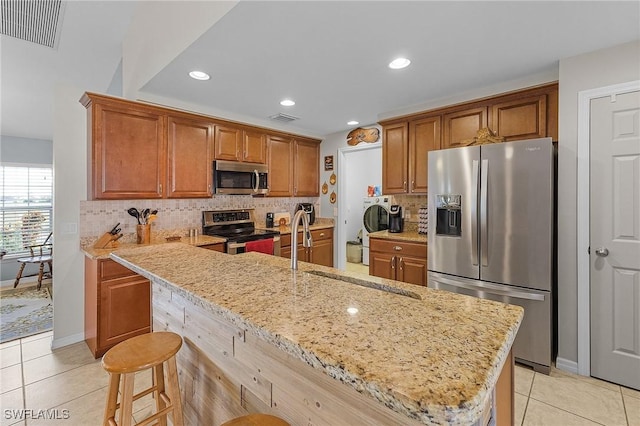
[362,196,392,265]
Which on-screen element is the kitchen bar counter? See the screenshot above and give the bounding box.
[111,243,522,425]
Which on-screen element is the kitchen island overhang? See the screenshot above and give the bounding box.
[111,243,523,425]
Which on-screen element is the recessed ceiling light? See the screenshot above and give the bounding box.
[347,120,359,126]
[189,70,210,80]
[388,57,411,69]
[280,99,295,106]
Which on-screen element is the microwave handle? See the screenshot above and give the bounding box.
[253,170,259,193]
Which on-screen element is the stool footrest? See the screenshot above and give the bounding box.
[135,405,174,426]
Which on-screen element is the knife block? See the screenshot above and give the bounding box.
[93,232,118,249]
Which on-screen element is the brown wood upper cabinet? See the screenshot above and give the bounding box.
[382,123,409,194]
[82,93,214,200]
[490,93,547,141]
[267,136,320,197]
[267,135,294,196]
[167,114,214,198]
[214,126,267,164]
[409,116,440,193]
[82,92,320,200]
[442,107,488,150]
[83,94,167,200]
[294,139,320,196]
[380,83,558,174]
[382,117,439,195]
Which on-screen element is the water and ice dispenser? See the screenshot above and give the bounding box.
[435,195,462,237]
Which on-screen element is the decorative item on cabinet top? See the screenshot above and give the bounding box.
[346,127,380,145]
[461,127,506,146]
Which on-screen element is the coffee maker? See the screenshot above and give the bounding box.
[295,203,315,225]
[388,205,404,233]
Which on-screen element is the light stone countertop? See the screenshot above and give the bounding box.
[111,243,522,425]
[368,222,428,244]
[81,234,225,259]
[257,217,334,235]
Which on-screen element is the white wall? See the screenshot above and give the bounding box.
[122,1,237,98]
[51,83,87,348]
[1,136,52,164]
[556,40,640,367]
[320,125,382,267]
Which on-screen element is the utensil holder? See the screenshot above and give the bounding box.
[136,224,151,244]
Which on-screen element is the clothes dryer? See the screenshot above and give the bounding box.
[362,196,392,265]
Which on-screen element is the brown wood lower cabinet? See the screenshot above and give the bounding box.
[369,238,427,286]
[280,228,333,267]
[199,243,225,252]
[84,257,151,358]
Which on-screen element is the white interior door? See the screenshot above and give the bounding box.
[590,90,640,390]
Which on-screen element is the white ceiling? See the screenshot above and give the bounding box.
[2,1,639,141]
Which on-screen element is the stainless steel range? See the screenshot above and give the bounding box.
[202,209,281,255]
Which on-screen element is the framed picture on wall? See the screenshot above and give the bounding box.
[324,155,334,171]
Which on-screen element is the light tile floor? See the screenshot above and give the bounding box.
[0,332,155,425]
[1,331,639,425]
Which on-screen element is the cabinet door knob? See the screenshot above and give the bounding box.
[399,258,404,270]
[391,257,396,269]
[411,180,415,190]
[403,181,407,190]
[393,246,402,251]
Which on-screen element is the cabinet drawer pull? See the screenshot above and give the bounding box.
[393,246,403,251]
[319,232,325,237]
[403,181,407,191]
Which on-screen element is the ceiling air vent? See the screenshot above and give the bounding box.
[269,112,299,123]
[1,0,66,49]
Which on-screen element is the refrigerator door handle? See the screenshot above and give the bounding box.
[480,159,489,266]
[471,160,479,266]
[430,273,546,301]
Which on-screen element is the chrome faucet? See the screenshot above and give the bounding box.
[291,209,313,270]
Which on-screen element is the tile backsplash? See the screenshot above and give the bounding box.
[80,196,319,239]
[393,194,427,222]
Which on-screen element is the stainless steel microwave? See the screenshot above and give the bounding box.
[213,160,268,195]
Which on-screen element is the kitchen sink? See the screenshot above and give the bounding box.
[305,270,422,300]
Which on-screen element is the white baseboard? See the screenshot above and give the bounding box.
[555,357,579,375]
[52,332,85,350]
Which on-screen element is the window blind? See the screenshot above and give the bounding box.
[0,165,53,255]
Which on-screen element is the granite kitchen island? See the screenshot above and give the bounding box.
[111,243,522,425]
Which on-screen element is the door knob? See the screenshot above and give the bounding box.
[595,247,609,257]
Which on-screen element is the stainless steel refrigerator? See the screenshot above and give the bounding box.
[427,137,555,373]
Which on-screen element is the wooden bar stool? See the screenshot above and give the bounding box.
[222,414,290,426]
[101,332,184,426]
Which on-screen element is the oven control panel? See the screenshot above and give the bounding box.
[203,210,252,227]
